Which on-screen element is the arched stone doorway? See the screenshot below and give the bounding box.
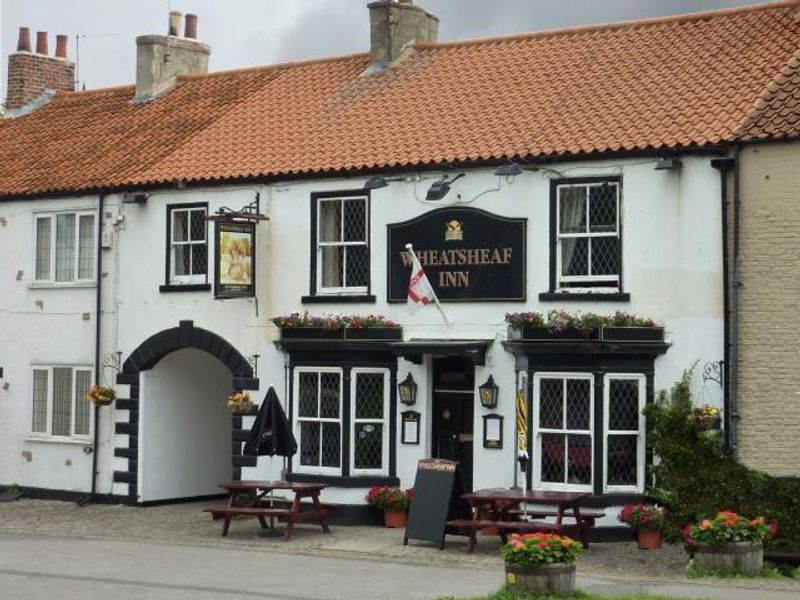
[114,320,258,504]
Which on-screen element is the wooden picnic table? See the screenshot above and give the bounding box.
[204,480,333,540]
[449,489,594,552]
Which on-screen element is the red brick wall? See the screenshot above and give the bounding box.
[5,52,75,110]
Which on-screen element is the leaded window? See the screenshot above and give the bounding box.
[30,366,92,439]
[603,375,645,492]
[556,180,620,290]
[295,368,342,474]
[316,196,369,294]
[168,205,208,284]
[34,211,96,284]
[351,369,389,475]
[534,374,594,491]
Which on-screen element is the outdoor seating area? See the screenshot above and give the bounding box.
[447,489,601,553]
[204,480,333,540]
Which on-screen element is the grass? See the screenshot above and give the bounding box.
[438,591,704,600]
[685,562,799,579]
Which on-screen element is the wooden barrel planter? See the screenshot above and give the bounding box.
[505,562,576,597]
[693,541,763,576]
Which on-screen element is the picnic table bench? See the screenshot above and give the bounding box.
[204,481,333,540]
[507,506,606,527]
[451,489,595,553]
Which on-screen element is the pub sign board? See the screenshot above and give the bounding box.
[214,220,256,298]
[387,207,526,302]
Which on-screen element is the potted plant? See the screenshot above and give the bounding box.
[688,405,721,431]
[225,390,254,415]
[272,312,345,340]
[344,314,402,341]
[501,532,583,597]
[366,485,411,528]
[618,503,666,549]
[600,310,664,342]
[687,511,775,576]
[86,384,116,406]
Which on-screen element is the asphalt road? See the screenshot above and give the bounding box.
[0,534,502,600]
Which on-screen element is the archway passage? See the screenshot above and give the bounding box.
[113,320,258,503]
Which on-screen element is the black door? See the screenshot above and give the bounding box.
[432,358,475,492]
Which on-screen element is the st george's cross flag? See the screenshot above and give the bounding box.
[406,250,437,314]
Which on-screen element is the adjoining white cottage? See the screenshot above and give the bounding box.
[2,1,799,531]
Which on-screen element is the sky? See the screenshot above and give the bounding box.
[2,0,758,96]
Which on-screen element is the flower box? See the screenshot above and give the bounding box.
[516,326,599,341]
[344,327,403,341]
[505,562,576,597]
[694,541,763,576]
[601,326,664,342]
[279,327,344,340]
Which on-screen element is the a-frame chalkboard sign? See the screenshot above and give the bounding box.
[403,458,470,549]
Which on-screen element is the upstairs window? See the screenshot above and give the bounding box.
[34,211,96,284]
[167,204,208,285]
[314,194,369,295]
[555,179,620,291]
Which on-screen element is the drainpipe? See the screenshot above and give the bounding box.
[729,145,742,459]
[91,193,106,496]
[710,155,735,452]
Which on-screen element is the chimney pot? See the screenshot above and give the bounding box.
[184,14,198,39]
[56,34,68,59]
[169,11,183,36]
[36,31,48,55]
[17,27,31,52]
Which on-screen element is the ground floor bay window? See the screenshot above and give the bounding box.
[532,372,646,494]
[292,366,393,480]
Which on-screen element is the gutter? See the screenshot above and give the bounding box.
[730,145,742,459]
[710,156,734,452]
[91,193,106,496]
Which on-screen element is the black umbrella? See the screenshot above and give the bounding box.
[243,387,297,457]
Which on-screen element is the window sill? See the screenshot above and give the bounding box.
[538,292,631,302]
[26,436,92,446]
[28,282,96,289]
[159,284,211,293]
[287,473,398,488]
[301,295,376,304]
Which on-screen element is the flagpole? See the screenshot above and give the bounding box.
[405,244,451,326]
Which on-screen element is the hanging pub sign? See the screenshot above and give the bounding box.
[214,220,256,298]
[387,207,526,302]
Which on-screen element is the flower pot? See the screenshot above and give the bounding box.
[90,397,114,407]
[601,326,664,342]
[279,327,343,340]
[518,326,599,341]
[505,562,576,597]
[689,414,720,431]
[637,528,662,549]
[383,508,407,528]
[344,327,403,341]
[693,541,763,576]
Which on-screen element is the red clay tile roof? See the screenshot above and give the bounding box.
[1,1,800,198]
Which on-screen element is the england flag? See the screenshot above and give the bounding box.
[406,248,436,314]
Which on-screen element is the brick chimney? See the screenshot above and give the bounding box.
[5,28,75,111]
[367,0,438,72]
[135,12,210,102]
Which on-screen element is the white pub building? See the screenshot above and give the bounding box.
[3,1,798,530]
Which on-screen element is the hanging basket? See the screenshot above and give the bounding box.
[86,385,116,406]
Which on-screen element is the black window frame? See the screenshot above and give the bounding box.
[540,176,630,302]
[161,202,211,293]
[303,189,375,304]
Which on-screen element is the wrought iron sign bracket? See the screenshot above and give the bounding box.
[248,354,260,378]
[702,360,724,389]
[207,192,269,223]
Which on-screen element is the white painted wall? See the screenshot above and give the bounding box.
[1,154,726,504]
[138,348,231,502]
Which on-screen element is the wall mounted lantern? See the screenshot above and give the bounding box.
[478,374,499,409]
[425,173,465,201]
[398,373,418,406]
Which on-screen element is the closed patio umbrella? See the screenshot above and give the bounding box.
[244,387,297,458]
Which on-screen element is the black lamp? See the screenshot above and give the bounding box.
[425,173,465,201]
[398,373,417,406]
[494,163,522,177]
[478,375,499,409]
[364,177,389,190]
